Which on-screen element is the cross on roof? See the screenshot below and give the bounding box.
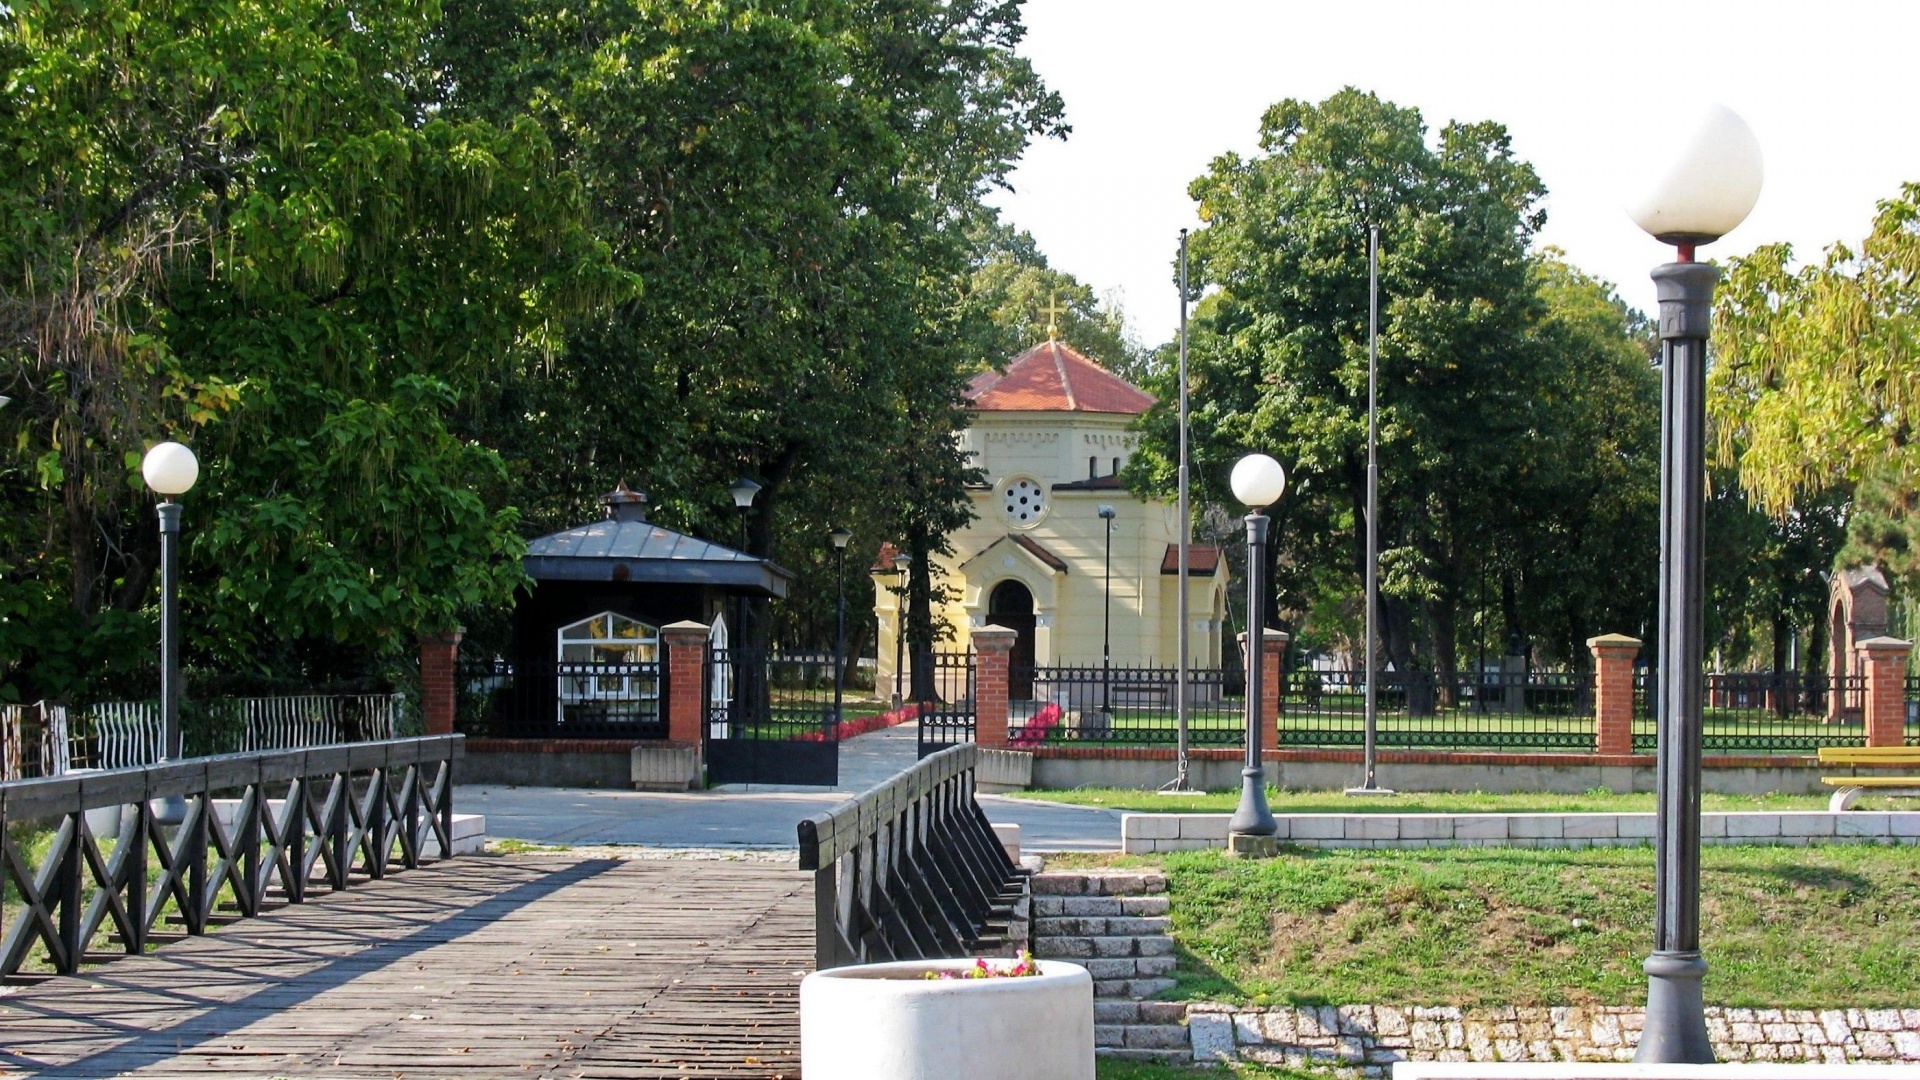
[1042,292,1065,341]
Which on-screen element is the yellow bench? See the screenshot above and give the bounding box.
[1816,746,1920,811]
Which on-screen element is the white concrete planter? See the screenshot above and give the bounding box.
[800,958,1094,1080]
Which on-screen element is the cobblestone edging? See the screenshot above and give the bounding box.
[1185,1004,1920,1076]
[1122,810,1920,854]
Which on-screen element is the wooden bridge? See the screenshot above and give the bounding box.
[0,854,810,1078]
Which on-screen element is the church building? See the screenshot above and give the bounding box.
[873,336,1228,695]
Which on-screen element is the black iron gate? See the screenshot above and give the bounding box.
[916,650,977,758]
[704,648,839,786]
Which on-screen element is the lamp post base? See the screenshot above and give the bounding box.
[1226,766,1276,837]
[1635,950,1714,1063]
[1226,833,1277,859]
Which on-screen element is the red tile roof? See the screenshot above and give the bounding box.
[966,341,1156,415]
[1159,544,1221,576]
[1011,533,1069,572]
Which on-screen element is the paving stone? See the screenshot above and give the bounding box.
[1134,955,1177,977]
[1125,1024,1191,1050]
[1035,936,1092,958]
[1126,977,1176,997]
[1094,1001,1141,1024]
[1093,936,1136,958]
[1033,873,1087,895]
[1061,896,1124,916]
[1105,915,1171,935]
[1091,873,1146,896]
[1080,958,1137,979]
[1136,936,1175,956]
[1094,1024,1125,1048]
[1139,1002,1188,1024]
[1120,895,1171,916]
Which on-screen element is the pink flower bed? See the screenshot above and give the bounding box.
[1008,702,1062,749]
[792,701,931,743]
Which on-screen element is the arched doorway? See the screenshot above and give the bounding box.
[988,580,1037,700]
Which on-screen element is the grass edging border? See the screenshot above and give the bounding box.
[1121,811,1920,853]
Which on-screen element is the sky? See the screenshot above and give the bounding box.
[985,0,1920,348]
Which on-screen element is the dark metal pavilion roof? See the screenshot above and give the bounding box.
[522,484,793,598]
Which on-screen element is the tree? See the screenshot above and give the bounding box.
[436,0,1063,668]
[960,219,1146,379]
[1713,185,1920,595]
[0,0,618,699]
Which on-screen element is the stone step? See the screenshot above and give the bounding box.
[1032,871,1169,897]
[1095,1001,1190,1025]
[1094,1047,1190,1064]
[1094,976,1177,999]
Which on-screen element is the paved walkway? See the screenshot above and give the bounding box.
[0,856,810,1079]
[463,723,1124,853]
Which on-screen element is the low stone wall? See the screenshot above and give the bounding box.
[1121,810,1920,854]
[1187,1004,1920,1075]
[462,739,640,788]
[1030,870,1188,1061]
[1029,748,1826,796]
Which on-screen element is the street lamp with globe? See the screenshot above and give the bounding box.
[142,441,199,772]
[1625,104,1763,1065]
[1227,453,1286,844]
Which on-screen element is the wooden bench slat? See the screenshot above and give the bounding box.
[1821,775,1920,787]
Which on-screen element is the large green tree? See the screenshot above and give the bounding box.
[0,0,618,700]
[1131,90,1661,689]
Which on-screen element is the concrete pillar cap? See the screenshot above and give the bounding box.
[1587,633,1642,649]
[1855,635,1912,652]
[972,626,1017,645]
[1237,628,1291,645]
[660,620,711,641]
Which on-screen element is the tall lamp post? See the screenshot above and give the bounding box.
[891,552,911,710]
[1626,105,1764,1065]
[142,442,199,766]
[1098,504,1116,719]
[830,527,853,725]
[727,478,761,732]
[1227,454,1286,843]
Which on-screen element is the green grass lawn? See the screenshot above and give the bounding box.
[1048,845,1920,1009]
[1008,786,1858,814]
[1097,1060,1313,1080]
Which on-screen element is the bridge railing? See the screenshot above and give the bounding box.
[797,743,1026,970]
[0,734,461,979]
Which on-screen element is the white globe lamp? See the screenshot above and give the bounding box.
[142,441,200,497]
[1627,105,1764,251]
[1229,454,1287,510]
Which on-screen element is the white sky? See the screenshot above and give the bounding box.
[986,0,1920,347]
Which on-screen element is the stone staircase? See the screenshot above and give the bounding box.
[1031,870,1190,1062]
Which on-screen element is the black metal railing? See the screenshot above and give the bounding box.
[1006,664,1244,747]
[459,659,665,739]
[797,744,1025,970]
[916,651,977,757]
[1632,671,1868,753]
[0,735,461,979]
[1279,668,1596,751]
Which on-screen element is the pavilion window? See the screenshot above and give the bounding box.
[1089,456,1097,480]
[555,611,660,725]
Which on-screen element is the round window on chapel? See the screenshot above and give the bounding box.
[1001,477,1047,527]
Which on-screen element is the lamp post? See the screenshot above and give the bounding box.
[831,527,853,725]
[1098,505,1116,720]
[1227,454,1286,842]
[142,442,200,766]
[1626,105,1764,1065]
[892,551,911,710]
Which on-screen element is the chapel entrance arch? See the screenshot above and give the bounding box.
[988,580,1037,701]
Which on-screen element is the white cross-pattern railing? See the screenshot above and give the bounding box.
[0,694,405,776]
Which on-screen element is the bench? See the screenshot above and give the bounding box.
[1816,745,1920,811]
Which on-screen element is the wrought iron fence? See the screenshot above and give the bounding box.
[1005,663,1245,747]
[1,695,407,779]
[1631,671,1868,753]
[917,651,977,756]
[0,735,461,979]
[461,658,666,739]
[1278,669,1596,751]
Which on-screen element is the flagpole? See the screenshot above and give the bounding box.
[1172,229,1193,791]
[1349,225,1393,797]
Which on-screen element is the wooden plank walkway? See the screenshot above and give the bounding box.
[0,855,811,1079]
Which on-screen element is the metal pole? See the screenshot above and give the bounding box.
[1362,225,1380,790]
[1174,228,1192,790]
[1103,512,1113,716]
[892,570,906,711]
[1227,512,1276,837]
[834,545,846,726]
[158,500,182,760]
[1636,256,1718,1064]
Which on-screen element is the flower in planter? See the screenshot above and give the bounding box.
[923,951,1040,979]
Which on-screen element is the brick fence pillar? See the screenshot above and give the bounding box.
[1239,629,1288,754]
[661,621,710,746]
[1587,633,1641,756]
[419,628,463,736]
[1858,636,1912,747]
[972,626,1015,749]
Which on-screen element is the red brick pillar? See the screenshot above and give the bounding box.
[419,628,463,736]
[1240,629,1287,754]
[1587,633,1641,756]
[661,621,710,746]
[972,627,1015,749]
[1858,636,1912,747]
